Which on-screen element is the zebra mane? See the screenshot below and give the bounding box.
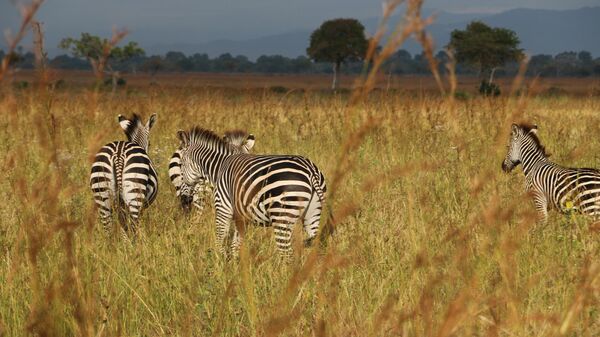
[223,129,250,146]
[122,113,143,141]
[517,123,549,157]
[188,126,233,150]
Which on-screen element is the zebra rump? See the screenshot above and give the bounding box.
[90,113,157,232]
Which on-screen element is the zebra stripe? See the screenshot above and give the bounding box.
[169,129,255,213]
[177,127,326,258]
[502,123,600,222]
[90,114,157,232]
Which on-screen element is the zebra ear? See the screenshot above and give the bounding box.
[118,114,131,131]
[511,124,519,133]
[148,114,157,129]
[177,130,189,147]
[530,125,538,134]
[245,134,255,151]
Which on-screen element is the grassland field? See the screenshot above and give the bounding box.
[0,73,599,336]
[11,70,600,95]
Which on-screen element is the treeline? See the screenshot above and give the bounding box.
[2,48,600,77]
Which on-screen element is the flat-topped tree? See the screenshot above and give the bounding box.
[59,32,144,90]
[448,21,523,86]
[307,18,368,90]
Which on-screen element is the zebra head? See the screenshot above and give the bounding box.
[223,130,255,153]
[176,127,255,194]
[502,123,539,172]
[118,113,157,151]
[174,130,255,213]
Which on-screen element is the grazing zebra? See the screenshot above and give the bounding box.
[90,113,158,232]
[169,130,256,213]
[502,123,600,222]
[177,127,326,258]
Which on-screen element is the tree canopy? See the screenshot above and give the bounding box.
[59,33,144,72]
[307,18,368,89]
[448,21,523,82]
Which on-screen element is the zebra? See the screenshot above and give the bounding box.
[168,130,256,213]
[502,123,600,222]
[90,113,158,232]
[177,127,326,258]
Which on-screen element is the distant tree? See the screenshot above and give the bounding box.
[528,54,554,76]
[213,53,237,72]
[578,51,592,64]
[290,56,312,73]
[256,55,291,73]
[234,55,253,72]
[448,21,523,84]
[59,33,144,90]
[50,54,90,70]
[190,53,211,72]
[164,51,190,71]
[554,51,577,76]
[594,58,600,76]
[307,18,368,90]
[141,55,165,79]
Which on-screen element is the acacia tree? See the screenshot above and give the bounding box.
[59,32,144,90]
[448,21,523,84]
[307,18,368,90]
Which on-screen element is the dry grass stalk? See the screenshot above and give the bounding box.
[0,0,44,82]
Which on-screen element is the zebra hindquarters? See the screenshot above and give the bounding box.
[90,169,115,231]
[90,149,117,231]
[119,153,152,232]
[302,190,324,247]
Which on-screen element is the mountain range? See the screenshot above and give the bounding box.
[146,7,600,59]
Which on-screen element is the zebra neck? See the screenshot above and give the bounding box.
[521,150,547,176]
[202,149,231,185]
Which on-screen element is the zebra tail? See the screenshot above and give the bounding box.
[114,162,127,226]
[309,174,335,246]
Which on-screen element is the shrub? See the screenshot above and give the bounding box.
[479,81,501,96]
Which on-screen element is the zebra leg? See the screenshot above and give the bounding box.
[95,198,113,232]
[532,192,549,223]
[230,217,246,260]
[272,221,295,259]
[214,207,234,257]
[302,193,323,247]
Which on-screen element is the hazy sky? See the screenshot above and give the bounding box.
[1,0,599,49]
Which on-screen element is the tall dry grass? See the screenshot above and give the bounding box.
[1,80,599,337]
[1,1,599,336]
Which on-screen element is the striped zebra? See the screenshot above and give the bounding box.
[177,127,326,258]
[169,130,256,213]
[90,113,158,232]
[502,123,600,222]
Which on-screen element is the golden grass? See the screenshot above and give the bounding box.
[0,83,599,336]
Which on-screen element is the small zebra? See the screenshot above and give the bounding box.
[169,130,256,213]
[90,113,158,231]
[177,127,326,258]
[502,123,600,222]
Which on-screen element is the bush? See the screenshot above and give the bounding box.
[269,85,288,94]
[51,79,66,90]
[479,81,501,96]
[12,81,29,90]
[454,90,470,101]
[541,86,568,97]
[103,77,127,87]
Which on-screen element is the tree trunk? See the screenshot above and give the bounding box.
[488,67,497,85]
[111,70,119,94]
[331,61,340,91]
